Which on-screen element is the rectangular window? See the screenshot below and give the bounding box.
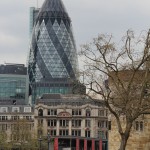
[0,116,8,121]
[23,116,32,120]
[98,131,106,139]
[72,130,81,136]
[60,120,69,127]
[47,120,57,127]
[12,107,19,113]
[24,107,31,112]
[85,130,90,137]
[1,107,7,113]
[72,109,82,116]
[11,116,19,120]
[85,120,91,128]
[98,121,107,128]
[72,120,81,127]
[48,130,56,136]
[0,124,7,131]
[59,130,69,136]
[47,109,57,116]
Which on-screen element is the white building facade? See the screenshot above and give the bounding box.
[34,94,108,150]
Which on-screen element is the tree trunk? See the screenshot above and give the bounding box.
[117,121,132,150]
[119,135,127,150]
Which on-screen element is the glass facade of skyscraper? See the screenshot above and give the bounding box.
[0,64,29,104]
[28,0,80,103]
[28,0,79,83]
[0,76,27,99]
[32,79,74,103]
[29,7,40,37]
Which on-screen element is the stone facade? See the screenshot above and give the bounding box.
[107,70,150,150]
[0,105,34,142]
[0,93,108,150]
[34,94,108,139]
[109,114,150,150]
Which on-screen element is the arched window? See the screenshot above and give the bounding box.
[38,109,43,117]
[135,121,144,131]
[140,121,143,131]
[86,109,91,117]
[135,121,139,131]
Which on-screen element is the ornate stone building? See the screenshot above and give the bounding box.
[0,102,34,149]
[34,94,108,150]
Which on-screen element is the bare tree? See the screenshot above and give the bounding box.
[10,119,34,149]
[79,30,150,150]
[0,130,7,149]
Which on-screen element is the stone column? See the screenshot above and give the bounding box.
[69,119,72,135]
[92,139,95,150]
[56,120,59,136]
[43,118,47,135]
[54,138,58,150]
[76,138,80,150]
[99,140,102,150]
[84,139,87,150]
[81,119,85,137]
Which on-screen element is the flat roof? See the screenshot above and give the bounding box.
[0,64,27,75]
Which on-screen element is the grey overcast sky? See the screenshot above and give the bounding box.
[0,0,150,65]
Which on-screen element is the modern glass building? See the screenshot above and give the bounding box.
[0,64,29,104]
[28,0,78,82]
[31,78,76,102]
[28,0,80,103]
[29,7,40,38]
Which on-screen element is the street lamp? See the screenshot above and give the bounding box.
[47,132,50,150]
[38,136,42,150]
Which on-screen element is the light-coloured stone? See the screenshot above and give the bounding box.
[109,114,150,150]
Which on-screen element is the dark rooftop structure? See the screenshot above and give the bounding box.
[0,64,27,75]
[0,99,28,105]
[36,94,105,107]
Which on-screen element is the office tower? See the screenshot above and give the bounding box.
[28,0,80,103]
[0,64,29,104]
[29,7,40,37]
[28,0,78,82]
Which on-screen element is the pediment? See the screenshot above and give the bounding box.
[57,111,71,117]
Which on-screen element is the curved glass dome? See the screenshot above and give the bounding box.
[28,0,78,83]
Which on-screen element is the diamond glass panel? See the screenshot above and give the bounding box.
[28,0,79,83]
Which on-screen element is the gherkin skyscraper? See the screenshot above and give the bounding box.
[28,0,78,82]
[28,0,80,103]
